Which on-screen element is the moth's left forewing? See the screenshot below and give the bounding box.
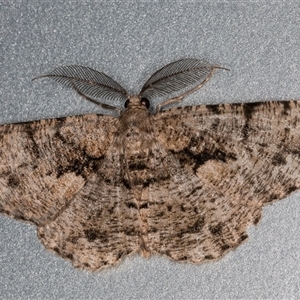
[145,100,300,264]
[153,100,300,205]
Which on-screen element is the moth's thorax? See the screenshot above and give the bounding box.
[112,96,156,190]
[119,96,152,135]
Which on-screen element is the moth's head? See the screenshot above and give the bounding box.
[124,95,150,110]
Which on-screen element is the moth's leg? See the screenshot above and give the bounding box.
[155,95,185,114]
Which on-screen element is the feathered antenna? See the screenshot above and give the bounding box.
[33,59,228,113]
[33,65,129,112]
[140,59,228,112]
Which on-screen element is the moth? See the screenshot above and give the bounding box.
[0,59,299,271]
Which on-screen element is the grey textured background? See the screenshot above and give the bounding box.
[1,1,300,299]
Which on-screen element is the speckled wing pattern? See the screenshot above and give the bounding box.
[0,115,143,269]
[150,101,300,261]
[1,59,299,271]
